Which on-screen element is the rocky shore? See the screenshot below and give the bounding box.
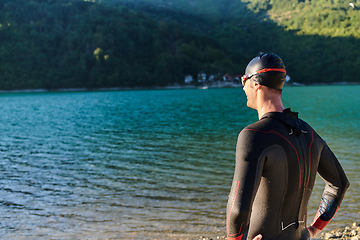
[195,222,360,240]
[316,222,360,240]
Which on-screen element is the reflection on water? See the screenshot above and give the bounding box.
[0,86,359,239]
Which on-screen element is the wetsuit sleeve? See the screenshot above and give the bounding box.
[311,142,350,230]
[226,130,265,240]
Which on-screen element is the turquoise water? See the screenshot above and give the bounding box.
[0,86,358,239]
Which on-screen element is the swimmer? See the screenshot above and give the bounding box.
[226,53,350,240]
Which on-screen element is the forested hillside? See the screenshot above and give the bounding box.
[0,0,240,90]
[0,0,359,90]
[110,0,360,84]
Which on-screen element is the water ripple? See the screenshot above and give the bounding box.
[0,87,358,239]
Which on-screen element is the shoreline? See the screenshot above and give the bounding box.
[0,82,359,94]
[315,222,360,240]
[193,222,360,240]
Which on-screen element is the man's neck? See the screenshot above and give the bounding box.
[257,98,285,119]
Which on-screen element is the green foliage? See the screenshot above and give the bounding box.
[0,0,238,90]
[268,0,360,38]
[0,0,359,90]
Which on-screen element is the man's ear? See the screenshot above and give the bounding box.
[254,82,261,90]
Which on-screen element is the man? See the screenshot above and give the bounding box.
[226,53,349,240]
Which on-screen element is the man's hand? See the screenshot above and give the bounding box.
[307,225,321,238]
[253,234,262,240]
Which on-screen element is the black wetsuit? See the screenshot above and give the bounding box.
[226,109,349,240]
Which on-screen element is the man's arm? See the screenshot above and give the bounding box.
[308,143,350,237]
[226,130,265,240]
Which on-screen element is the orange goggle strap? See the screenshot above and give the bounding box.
[245,68,286,80]
[256,68,286,74]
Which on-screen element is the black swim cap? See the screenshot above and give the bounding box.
[244,53,286,90]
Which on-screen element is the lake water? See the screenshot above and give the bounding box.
[0,85,359,239]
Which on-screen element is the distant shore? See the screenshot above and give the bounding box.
[0,81,359,94]
[194,222,360,240]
